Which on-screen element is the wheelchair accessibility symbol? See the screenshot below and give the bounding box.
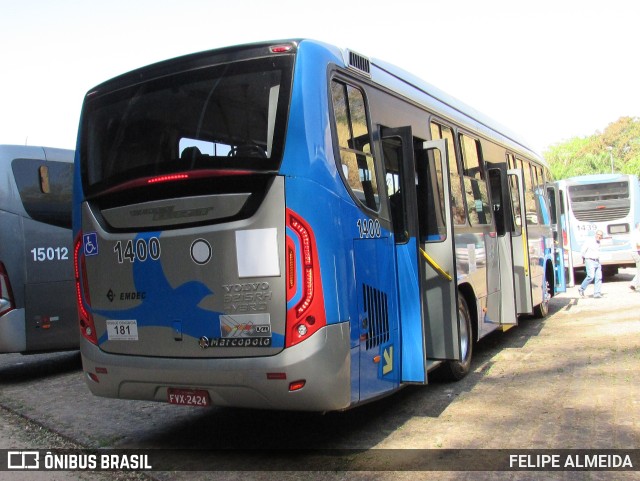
[83,232,99,256]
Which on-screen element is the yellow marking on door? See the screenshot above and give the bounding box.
[383,346,393,375]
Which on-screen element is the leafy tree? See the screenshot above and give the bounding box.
[544,117,640,180]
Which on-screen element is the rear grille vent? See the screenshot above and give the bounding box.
[363,284,389,350]
[573,206,630,222]
[347,51,371,77]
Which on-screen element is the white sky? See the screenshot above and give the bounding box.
[1,0,638,153]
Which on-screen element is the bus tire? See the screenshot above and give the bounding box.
[533,279,550,319]
[440,295,473,381]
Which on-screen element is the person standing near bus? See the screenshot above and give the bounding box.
[578,230,604,298]
[630,223,640,292]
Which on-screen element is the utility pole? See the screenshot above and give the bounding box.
[607,146,614,173]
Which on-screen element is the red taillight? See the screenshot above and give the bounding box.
[286,236,297,301]
[285,210,325,348]
[100,169,253,196]
[270,45,293,53]
[289,215,314,316]
[147,173,189,184]
[288,380,306,392]
[0,262,16,317]
[74,233,97,345]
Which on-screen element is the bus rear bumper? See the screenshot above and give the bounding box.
[80,322,352,412]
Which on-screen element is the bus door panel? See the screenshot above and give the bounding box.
[556,183,575,287]
[488,168,517,326]
[380,126,426,383]
[419,140,460,362]
[508,169,533,314]
[354,236,400,401]
[547,184,567,293]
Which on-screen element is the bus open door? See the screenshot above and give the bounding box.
[547,183,567,293]
[508,168,534,315]
[419,139,464,378]
[381,131,462,383]
[488,167,518,327]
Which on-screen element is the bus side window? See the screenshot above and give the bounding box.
[534,165,551,225]
[430,121,465,225]
[418,143,447,242]
[520,158,540,225]
[331,80,380,212]
[506,154,522,235]
[381,135,408,243]
[460,134,492,226]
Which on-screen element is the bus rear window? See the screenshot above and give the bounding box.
[568,181,629,203]
[81,56,293,196]
[12,159,73,229]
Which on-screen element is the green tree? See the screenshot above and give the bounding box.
[544,117,640,180]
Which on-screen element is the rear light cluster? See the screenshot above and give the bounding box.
[0,262,15,317]
[74,233,98,344]
[101,169,254,195]
[285,210,326,348]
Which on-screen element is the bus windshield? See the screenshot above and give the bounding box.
[81,55,293,196]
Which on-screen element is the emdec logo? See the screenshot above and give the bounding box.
[8,451,39,469]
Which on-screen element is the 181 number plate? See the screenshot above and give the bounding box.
[106,320,138,341]
[167,388,211,407]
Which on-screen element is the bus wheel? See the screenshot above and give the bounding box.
[440,296,473,381]
[533,280,550,319]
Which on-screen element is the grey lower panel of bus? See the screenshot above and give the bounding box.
[25,280,79,352]
[81,322,352,412]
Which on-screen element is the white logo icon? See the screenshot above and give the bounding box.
[8,451,39,469]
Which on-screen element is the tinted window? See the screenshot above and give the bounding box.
[431,122,465,225]
[460,134,492,226]
[520,159,539,225]
[81,56,293,196]
[331,80,380,212]
[12,159,72,228]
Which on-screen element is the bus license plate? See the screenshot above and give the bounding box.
[167,388,211,407]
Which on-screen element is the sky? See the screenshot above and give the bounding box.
[1,0,638,154]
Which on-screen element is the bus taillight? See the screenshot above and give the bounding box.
[0,262,15,316]
[74,234,97,345]
[286,236,296,301]
[285,210,325,348]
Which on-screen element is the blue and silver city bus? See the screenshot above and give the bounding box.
[73,40,563,411]
[1,145,78,353]
[556,173,640,285]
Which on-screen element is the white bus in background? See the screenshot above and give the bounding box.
[556,173,640,286]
